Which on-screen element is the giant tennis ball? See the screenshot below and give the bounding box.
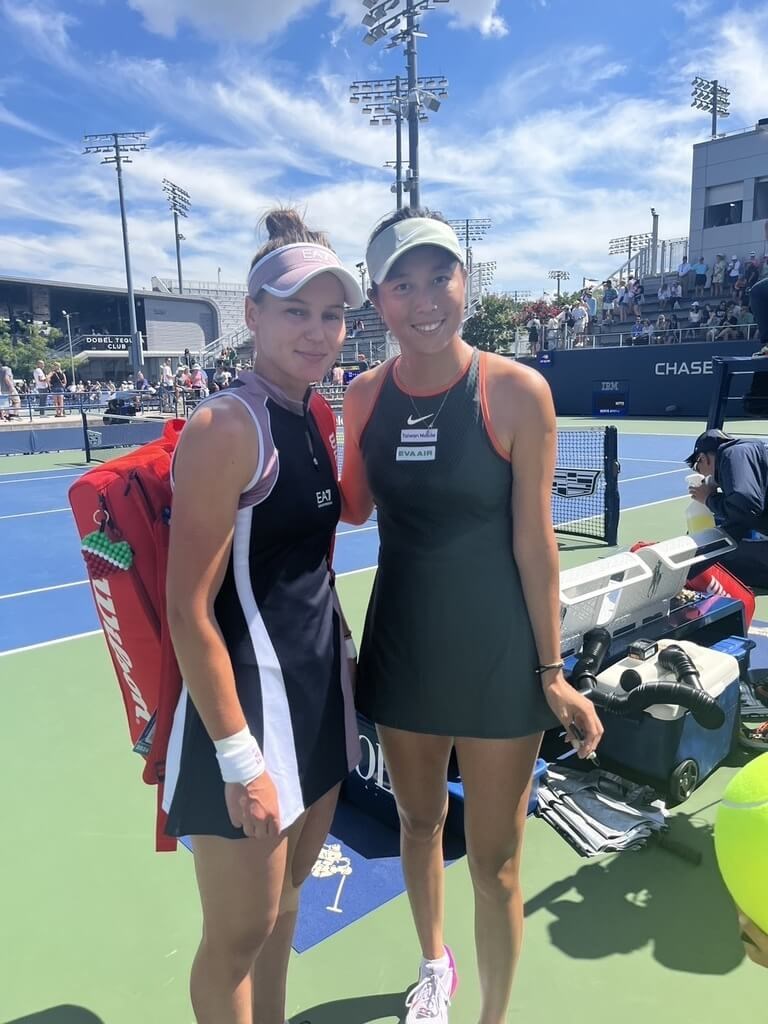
[714,753,768,933]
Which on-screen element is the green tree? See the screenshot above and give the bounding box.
[0,324,61,380]
[462,294,518,352]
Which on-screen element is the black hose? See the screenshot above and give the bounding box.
[569,629,724,731]
[658,644,703,689]
[587,681,725,730]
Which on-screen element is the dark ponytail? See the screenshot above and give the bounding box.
[249,208,332,271]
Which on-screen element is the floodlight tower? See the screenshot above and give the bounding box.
[162,178,191,295]
[83,132,147,372]
[447,218,492,270]
[691,77,730,139]
[548,269,570,298]
[477,260,496,293]
[350,73,448,209]
[609,232,652,274]
[361,0,451,208]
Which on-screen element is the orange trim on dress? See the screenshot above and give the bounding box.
[357,358,396,447]
[479,350,511,462]
[392,352,473,398]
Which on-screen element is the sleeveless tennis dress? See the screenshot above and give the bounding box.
[357,349,556,739]
[163,372,360,839]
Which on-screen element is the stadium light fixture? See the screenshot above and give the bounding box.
[691,76,730,139]
[350,74,448,210]
[359,0,451,207]
[162,178,191,295]
[609,233,652,267]
[447,218,492,269]
[83,132,148,373]
[547,269,570,298]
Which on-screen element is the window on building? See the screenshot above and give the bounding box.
[754,178,768,221]
[703,200,743,229]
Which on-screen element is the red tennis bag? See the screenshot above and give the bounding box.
[68,393,339,851]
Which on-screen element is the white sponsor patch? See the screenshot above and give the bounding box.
[396,445,436,462]
[401,428,438,443]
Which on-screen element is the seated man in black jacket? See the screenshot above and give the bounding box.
[687,430,768,588]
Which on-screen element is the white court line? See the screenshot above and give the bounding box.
[0,472,83,485]
[621,469,687,483]
[0,565,380,658]
[0,630,101,658]
[336,524,378,537]
[0,507,70,522]
[0,580,89,601]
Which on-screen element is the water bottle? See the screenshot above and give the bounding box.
[685,473,715,533]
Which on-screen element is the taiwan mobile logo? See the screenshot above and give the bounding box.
[551,468,601,499]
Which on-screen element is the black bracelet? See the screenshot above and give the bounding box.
[535,661,564,676]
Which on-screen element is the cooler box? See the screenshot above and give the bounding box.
[594,639,740,804]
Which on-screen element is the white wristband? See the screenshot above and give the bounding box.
[345,636,357,659]
[213,727,265,785]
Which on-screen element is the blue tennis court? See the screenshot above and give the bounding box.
[0,429,697,656]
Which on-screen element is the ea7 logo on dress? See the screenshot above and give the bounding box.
[552,468,601,499]
[316,489,333,509]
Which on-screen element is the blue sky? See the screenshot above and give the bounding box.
[1,0,767,297]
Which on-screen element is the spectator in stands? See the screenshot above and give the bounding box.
[745,253,762,298]
[632,279,645,316]
[668,312,681,341]
[715,313,742,341]
[191,363,209,399]
[631,316,645,343]
[526,315,541,354]
[671,281,683,311]
[49,361,67,417]
[657,282,671,310]
[355,318,365,333]
[545,314,559,348]
[583,290,597,327]
[356,351,369,372]
[135,371,149,392]
[687,301,703,341]
[653,313,669,344]
[213,362,232,390]
[692,256,709,298]
[677,254,693,297]
[571,302,589,346]
[33,359,48,417]
[734,274,748,306]
[183,347,193,368]
[0,362,20,420]
[602,281,618,321]
[727,255,742,296]
[711,254,726,298]
[332,363,345,387]
[617,282,632,322]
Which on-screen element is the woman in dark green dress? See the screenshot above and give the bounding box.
[341,210,603,1024]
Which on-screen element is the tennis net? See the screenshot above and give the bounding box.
[333,413,619,545]
[81,409,171,462]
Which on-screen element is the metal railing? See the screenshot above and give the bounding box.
[513,322,760,356]
[607,237,689,286]
[158,278,247,295]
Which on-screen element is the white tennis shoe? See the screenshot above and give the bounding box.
[404,946,458,1023]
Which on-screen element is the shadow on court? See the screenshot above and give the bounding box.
[7,1009,105,1023]
[524,812,744,975]
[290,989,409,1024]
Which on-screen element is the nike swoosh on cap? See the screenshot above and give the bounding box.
[406,414,434,425]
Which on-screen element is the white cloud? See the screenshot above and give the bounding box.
[127,0,321,40]
[0,101,70,145]
[1,0,77,69]
[448,0,508,37]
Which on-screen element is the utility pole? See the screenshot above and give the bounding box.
[83,132,147,373]
[548,270,570,299]
[361,0,451,208]
[447,218,492,271]
[350,73,448,210]
[162,178,191,294]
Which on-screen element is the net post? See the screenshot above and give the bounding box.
[706,357,729,430]
[603,426,620,546]
[82,409,92,463]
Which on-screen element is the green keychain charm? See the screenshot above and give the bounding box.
[81,529,134,576]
